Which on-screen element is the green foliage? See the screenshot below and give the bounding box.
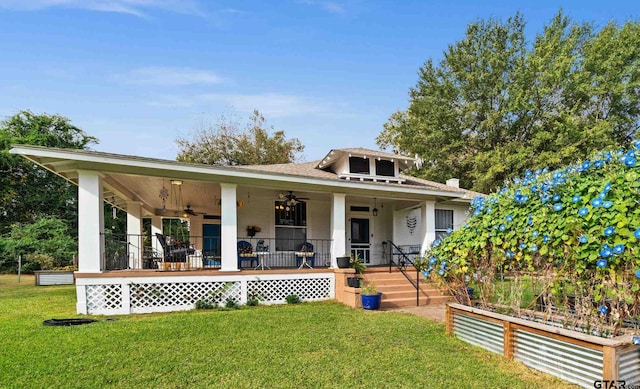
[0,111,97,235]
[285,294,301,304]
[426,141,640,332]
[176,110,304,166]
[349,254,366,274]
[0,216,76,272]
[378,11,640,193]
[360,281,378,295]
[225,297,239,309]
[195,299,215,310]
[0,276,565,388]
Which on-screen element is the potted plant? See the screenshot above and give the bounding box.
[360,281,382,310]
[336,253,351,268]
[246,225,261,237]
[347,255,366,287]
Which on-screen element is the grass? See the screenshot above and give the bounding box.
[0,275,570,388]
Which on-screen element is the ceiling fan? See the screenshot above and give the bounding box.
[279,191,309,205]
[183,204,205,216]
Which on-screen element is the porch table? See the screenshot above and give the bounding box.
[254,251,271,270]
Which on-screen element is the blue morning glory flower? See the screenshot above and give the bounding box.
[429,256,437,264]
[600,245,613,258]
[438,269,445,276]
[530,245,538,252]
[440,261,447,269]
[578,207,589,216]
[603,183,612,193]
[636,269,640,278]
[626,158,637,167]
[596,259,607,268]
[527,215,533,226]
[519,242,526,249]
[571,195,581,203]
[446,228,453,234]
[594,160,604,168]
[635,228,640,239]
[604,226,615,237]
[543,235,549,243]
[635,139,640,149]
[422,270,430,277]
[531,230,539,237]
[552,194,561,202]
[603,201,613,209]
[433,239,442,246]
[591,198,603,207]
[599,305,608,315]
[613,244,625,255]
[553,203,563,212]
[540,194,550,203]
[506,215,513,223]
[579,235,588,244]
[499,224,506,231]
[581,161,591,170]
[525,170,532,178]
[505,250,514,259]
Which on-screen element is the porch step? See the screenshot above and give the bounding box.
[361,268,450,308]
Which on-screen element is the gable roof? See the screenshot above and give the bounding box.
[315,147,415,170]
[233,159,481,199]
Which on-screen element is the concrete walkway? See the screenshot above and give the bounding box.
[386,304,446,322]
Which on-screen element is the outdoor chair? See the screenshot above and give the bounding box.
[155,233,194,262]
[237,240,258,268]
[295,242,315,268]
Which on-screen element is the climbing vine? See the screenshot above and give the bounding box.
[426,141,640,335]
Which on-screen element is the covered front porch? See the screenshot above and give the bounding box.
[11,145,474,314]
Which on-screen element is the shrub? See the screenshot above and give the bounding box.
[285,294,301,304]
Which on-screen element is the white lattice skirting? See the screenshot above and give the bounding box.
[76,273,335,315]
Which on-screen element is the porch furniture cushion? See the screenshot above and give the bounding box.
[155,233,195,262]
[237,240,258,268]
[295,242,315,267]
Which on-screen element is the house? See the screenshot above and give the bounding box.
[10,145,480,314]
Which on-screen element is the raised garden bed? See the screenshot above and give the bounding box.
[446,303,640,387]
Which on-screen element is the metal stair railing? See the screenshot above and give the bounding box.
[386,240,421,306]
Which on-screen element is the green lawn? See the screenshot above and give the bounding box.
[0,275,568,388]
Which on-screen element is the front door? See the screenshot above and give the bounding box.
[202,224,221,259]
[349,217,371,264]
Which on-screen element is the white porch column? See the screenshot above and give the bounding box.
[330,193,346,268]
[420,200,436,255]
[220,183,239,272]
[150,216,164,256]
[126,201,143,269]
[78,170,104,273]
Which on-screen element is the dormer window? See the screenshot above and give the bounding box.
[349,157,370,174]
[375,159,394,177]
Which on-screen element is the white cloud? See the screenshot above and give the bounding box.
[147,92,335,118]
[114,67,223,86]
[296,0,346,14]
[0,0,205,18]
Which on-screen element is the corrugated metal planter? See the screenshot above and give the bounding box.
[446,303,640,388]
[34,270,75,286]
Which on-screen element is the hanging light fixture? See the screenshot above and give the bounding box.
[372,198,378,217]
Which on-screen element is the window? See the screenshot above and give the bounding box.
[375,159,394,176]
[435,209,453,241]
[275,201,307,251]
[349,157,370,174]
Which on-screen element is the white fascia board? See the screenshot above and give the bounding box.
[10,145,470,202]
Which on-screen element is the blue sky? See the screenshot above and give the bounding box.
[0,1,637,162]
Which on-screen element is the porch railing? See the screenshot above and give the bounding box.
[102,233,331,271]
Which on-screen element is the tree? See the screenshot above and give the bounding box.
[176,110,304,165]
[0,216,77,272]
[377,11,640,193]
[0,111,98,235]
